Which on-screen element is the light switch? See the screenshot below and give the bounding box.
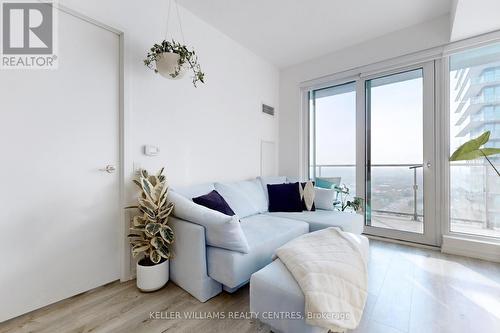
[143,145,160,156]
[133,162,142,175]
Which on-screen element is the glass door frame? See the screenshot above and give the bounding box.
[441,39,500,244]
[302,75,361,183]
[360,61,439,246]
[308,81,357,183]
[301,30,500,249]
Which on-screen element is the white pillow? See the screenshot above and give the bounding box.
[168,191,250,253]
[314,187,336,211]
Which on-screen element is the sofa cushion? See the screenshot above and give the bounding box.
[214,179,266,218]
[192,190,235,216]
[265,210,364,234]
[267,182,303,212]
[206,214,308,288]
[173,183,215,200]
[237,179,268,213]
[168,191,250,253]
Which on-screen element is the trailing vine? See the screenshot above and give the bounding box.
[144,39,205,87]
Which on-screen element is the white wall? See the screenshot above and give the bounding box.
[278,15,450,177]
[60,0,280,188]
[0,0,279,317]
[450,0,500,41]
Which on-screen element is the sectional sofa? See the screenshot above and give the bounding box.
[168,176,364,302]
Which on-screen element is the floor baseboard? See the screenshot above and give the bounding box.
[363,234,440,251]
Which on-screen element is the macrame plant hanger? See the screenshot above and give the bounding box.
[152,0,204,86]
[164,0,185,44]
[155,0,186,79]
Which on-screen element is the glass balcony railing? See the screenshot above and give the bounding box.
[312,164,423,220]
[450,162,500,237]
[312,163,500,236]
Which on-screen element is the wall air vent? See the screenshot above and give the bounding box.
[262,104,275,116]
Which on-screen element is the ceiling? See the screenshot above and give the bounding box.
[179,0,452,68]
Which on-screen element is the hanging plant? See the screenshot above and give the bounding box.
[144,39,205,87]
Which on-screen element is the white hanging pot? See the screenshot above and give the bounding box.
[156,52,185,79]
[136,258,169,292]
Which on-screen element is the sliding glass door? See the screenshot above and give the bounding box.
[364,63,437,245]
[306,39,500,246]
[307,62,437,245]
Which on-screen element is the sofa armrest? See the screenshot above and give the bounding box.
[169,217,222,302]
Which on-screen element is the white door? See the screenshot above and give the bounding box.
[362,62,438,245]
[0,9,120,321]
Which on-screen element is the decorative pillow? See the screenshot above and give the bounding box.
[314,187,336,211]
[192,190,235,216]
[258,176,288,205]
[267,182,303,212]
[168,191,249,253]
[300,181,316,211]
[315,178,336,189]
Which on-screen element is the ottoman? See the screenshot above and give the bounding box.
[249,233,369,333]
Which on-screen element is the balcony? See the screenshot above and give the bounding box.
[313,164,500,237]
[471,73,500,85]
[470,95,500,104]
[463,74,500,99]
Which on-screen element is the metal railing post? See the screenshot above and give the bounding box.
[413,167,418,221]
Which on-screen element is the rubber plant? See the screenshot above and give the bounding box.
[144,39,205,87]
[126,168,174,265]
[450,131,500,177]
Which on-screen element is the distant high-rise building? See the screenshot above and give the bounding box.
[452,62,500,229]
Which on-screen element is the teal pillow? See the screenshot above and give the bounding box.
[315,178,335,189]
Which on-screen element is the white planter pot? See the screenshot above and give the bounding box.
[136,259,169,292]
[155,52,185,79]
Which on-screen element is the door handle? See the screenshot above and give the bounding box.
[426,162,431,168]
[100,165,116,173]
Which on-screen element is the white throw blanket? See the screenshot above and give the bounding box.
[275,227,368,332]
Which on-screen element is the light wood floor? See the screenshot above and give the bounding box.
[2,240,500,333]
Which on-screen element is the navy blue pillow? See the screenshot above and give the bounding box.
[192,190,235,216]
[267,182,303,212]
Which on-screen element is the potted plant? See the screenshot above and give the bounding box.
[126,168,174,292]
[144,39,205,87]
[334,184,364,213]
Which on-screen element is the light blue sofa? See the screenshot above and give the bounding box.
[169,177,364,302]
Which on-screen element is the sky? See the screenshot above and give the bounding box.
[313,77,423,165]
